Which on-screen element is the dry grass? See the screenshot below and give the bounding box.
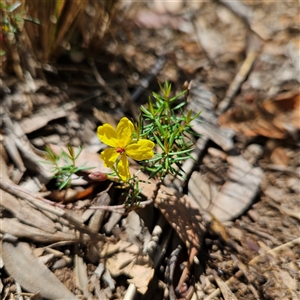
[1,0,119,77]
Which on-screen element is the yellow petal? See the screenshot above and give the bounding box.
[100,148,119,168]
[117,153,131,181]
[97,124,119,148]
[126,139,155,161]
[116,117,134,148]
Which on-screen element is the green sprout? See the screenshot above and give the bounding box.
[43,144,93,190]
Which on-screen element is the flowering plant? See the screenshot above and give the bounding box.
[45,81,201,209]
[96,81,201,208]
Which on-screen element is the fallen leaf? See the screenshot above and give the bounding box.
[93,108,118,127]
[75,254,93,299]
[2,239,78,299]
[105,251,154,294]
[270,146,290,166]
[219,90,300,139]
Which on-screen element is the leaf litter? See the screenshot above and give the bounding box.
[1,1,300,299]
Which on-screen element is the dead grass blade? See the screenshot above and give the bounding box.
[24,0,83,61]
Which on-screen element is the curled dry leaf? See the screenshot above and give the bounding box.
[208,155,262,222]
[188,155,263,222]
[2,239,78,299]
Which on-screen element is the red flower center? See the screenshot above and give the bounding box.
[116,147,125,154]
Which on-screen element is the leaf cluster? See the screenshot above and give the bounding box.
[140,81,201,180]
[43,144,93,190]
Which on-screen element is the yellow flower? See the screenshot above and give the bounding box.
[97,117,155,181]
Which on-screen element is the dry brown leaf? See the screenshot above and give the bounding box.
[2,240,78,299]
[19,105,73,134]
[219,90,300,139]
[100,240,154,294]
[191,120,235,151]
[270,146,290,166]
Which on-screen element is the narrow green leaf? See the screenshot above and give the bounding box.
[155,118,165,135]
[74,146,83,160]
[8,2,21,12]
[73,166,94,173]
[23,16,40,25]
[140,105,153,117]
[148,98,155,116]
[164,157,169,170]
[169,90,186,102]
[191,110,202,121]
[61,149,72,161]
[168,148,193,155]
[149,165,163,179]
[168,131,177,149]
[147,155,162,163]
[172,102,185,111]
[173,156,191,161]
[153,134,165,151]
[58,179,70,190]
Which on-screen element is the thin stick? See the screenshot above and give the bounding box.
[249,237,300,266]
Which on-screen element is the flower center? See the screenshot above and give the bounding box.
[116,147,125,154]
